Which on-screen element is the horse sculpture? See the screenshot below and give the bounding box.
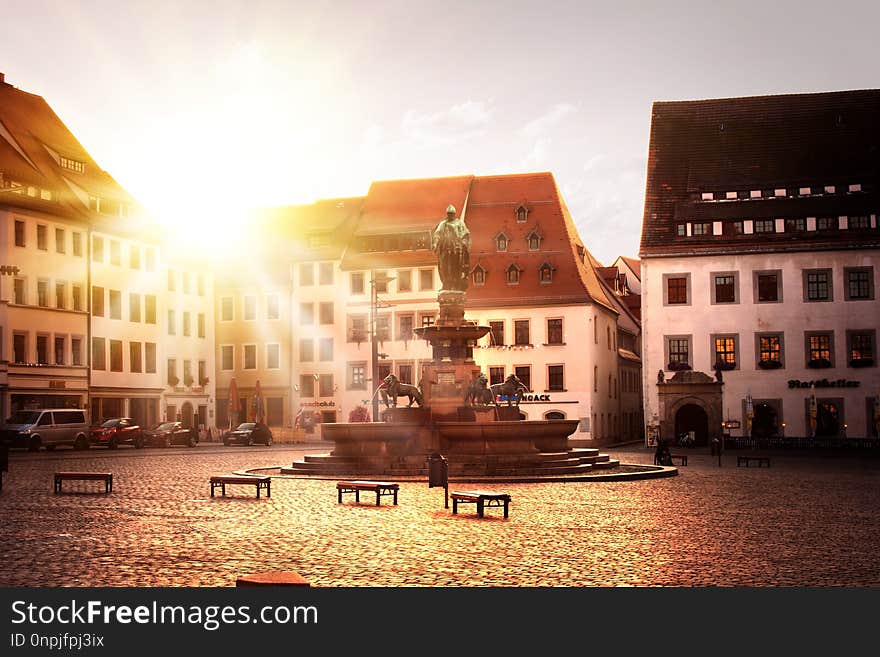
[379,374,424,408]
[490,374,529,407]
[464,373,497,407]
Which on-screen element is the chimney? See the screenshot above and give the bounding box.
[0,72,5,84]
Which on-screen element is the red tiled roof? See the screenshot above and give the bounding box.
[356,175,473,235]
[619,256,640,279]
[640,89,880,257]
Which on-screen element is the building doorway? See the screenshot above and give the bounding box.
[816,401,840,437]
[181,402,194,429]
[674,404,709,446]
[752,402,779,438]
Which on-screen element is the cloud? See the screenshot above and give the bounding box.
[401,100,492,146]
[521,103,577,138]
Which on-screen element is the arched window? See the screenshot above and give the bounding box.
[495,232,509,252]
[516,204,529,223]
[472,265,487,286]
[544,411,566,420]
[506,264,521,285]
[539,262,554,283]
[527,229,542,251]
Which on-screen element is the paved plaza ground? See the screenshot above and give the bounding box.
[1,442,879,587]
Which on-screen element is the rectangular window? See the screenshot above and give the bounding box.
[266,343,280,369]
[243,344,257,370]
[489,367,505,386]
[109,290,121,319]
[548,365,564,392]
[36,335,49,364]
[713,335,737,368]
[130,247,141,269]
[72,232,83,257]
[757,334,784,368]
[348,362,367,390]
[755,271,782,303]
[244,295,256,321]
[183,312,191,336]
[547,318,563,345]
[816,216,837,231]
[397,269,412,292]
[13,333,27,364]
[397,362,413,385]
[299,263,314,286]
[350,272,364,295]
[145,295,156,323]
[514,366,531,392]
[514,320,530,346]
[319,262,333,285]
[419,269,434,290]
[130,342,142,373]
[319,302,334,325]
[691,222,712,236]
[420,313,436,329]
[319,374,334,397]
[348,315,368,343]
[665,275,689,305]
[37,224,48,250]
[666,336,691,368]
[182,273,190,294]
[55,228,65,253]
[167,358,177,385]
[398,314,414,341]
[145,342,156,373]
[37,280,49,307]
[713,274,737,304]
[676,223,687,237]
[300,338,314,362]
[198,360,206,386]
[845,267,874,300]
[300,303,314,325]
[220,296,233,321]
[319,337,333,361]
[220,345,233,371]
[849,215,870,229]
[167,269,176,291]
[198,313,205,338]
[72,337,83,367]
[300,374,315,398]
[847,330,875,366]
[184,360,193,387]
[14,220,25,247]
[374,271,389,294]
[145,248,155,271]
[129,293,141,322]
[266,294,279,320]
[804,269,832,302]
[110,240,120,265]
[109,340,123,372]
[754,219,775,233]
[92,236,104,262]
[489,321,504,346]
[92,338,107,370]
[54,336,65,365]
[806,332,834,367]
[71,284,82,311]
[785,218,806,232]
[13,278,25,304]
[168,309,176,335]
[376,315,390,342]
[55,282,66,309]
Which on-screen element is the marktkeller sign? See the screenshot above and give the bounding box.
[498,394,553,402]
[788,379,860,389]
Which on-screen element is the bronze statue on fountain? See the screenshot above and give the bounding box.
[380,373,424,408]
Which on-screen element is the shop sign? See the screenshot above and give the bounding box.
[302,401,336,407]
[788,379,860,389]
[498,394,552,402]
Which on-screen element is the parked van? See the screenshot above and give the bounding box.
[0,409,90,451]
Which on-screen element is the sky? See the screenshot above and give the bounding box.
[2,0,879,264]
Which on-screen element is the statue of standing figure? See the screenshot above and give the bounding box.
[432,204,471,292]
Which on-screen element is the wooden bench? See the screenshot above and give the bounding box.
[54,472,112,494]
[450,490,511,518]
[669,453,688,466]
[737,455,771,468]
[210,475,271,498]
[336,480,399,506]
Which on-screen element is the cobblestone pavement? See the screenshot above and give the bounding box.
[1,443,879,587]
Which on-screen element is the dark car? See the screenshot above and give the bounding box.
[90,417,144,449]
[223,422,273,446]
[145,421,198,448]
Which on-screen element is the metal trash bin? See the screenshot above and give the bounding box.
[426,453,448,488]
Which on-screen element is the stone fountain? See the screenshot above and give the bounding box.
[283,205,618,479]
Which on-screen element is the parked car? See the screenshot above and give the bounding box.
[0,409,90,451]
[223,422,273,446]
[145,421,199,448]
[90,417,144,449]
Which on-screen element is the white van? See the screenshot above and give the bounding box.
[0,409,90,451]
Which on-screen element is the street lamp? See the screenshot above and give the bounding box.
[370,270,394,421]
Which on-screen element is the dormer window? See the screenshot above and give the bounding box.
[472,265,487,286]
[515,204,529,223]
[506,264,521,285]
[539,262,554,284]
[526,229,542,251]
[495,232,509,252]
[60,156,85,173]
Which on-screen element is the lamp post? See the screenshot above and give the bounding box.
[369,270,394,422]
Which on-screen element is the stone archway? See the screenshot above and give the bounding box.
[674,404,709,446]
[181,402,194,429]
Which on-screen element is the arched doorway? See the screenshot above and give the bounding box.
[674,404,709,446]
[752,402,779,438]
[181,402,194,429]
[816,401,839,437]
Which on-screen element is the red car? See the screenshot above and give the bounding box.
[145,421,199,448]
[90,417,144,449]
